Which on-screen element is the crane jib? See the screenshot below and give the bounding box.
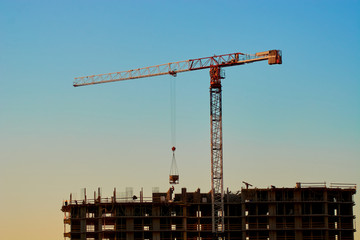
[73,50,281,87]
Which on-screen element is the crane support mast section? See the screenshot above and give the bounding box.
[210,66,224,235]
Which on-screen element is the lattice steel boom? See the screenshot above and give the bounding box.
[74,50,281,87]
[73,50,282,238]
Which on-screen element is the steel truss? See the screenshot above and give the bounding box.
[210,66,224,237]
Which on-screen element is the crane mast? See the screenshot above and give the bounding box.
[210,65,224,235]
[74,50,282,238]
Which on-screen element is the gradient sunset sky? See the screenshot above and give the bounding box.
[1,1,359,239]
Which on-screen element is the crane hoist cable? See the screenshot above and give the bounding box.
[169,77,179,185]
[170,77,176,147]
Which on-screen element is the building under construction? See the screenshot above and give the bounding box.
[61,183,356,240]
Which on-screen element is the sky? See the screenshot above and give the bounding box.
[0,0,359,239]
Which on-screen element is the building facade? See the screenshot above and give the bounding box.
[61,183,356,240]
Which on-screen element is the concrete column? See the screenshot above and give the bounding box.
[324,190,329,239]
[97,206,102,240]
[80,207,86,240]
[268,190,276,240]
[241,200,246,240]
[126,206,134,240]
[125,218,134,240]
[294,189,303,240]
[182,206,187,240]
[152,206,160,240]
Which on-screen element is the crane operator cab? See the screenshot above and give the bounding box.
[169,146,179,184]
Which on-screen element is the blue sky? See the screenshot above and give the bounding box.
[0,0,359,239]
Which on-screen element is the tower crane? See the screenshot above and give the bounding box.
[74,50,282,238]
